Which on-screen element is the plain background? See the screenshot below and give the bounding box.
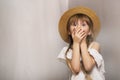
[0,0,120,80]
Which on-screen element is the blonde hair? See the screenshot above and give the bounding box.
[65,14,94,80]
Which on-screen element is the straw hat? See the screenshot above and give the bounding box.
[58,6,100,43]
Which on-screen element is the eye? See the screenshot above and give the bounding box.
[71,22,77,27]
[73,23,77,26]
[82,23,86,26]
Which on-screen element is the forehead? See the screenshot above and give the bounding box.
[69,15,89,23]
[76,19,86,23]
[70,18,87,25]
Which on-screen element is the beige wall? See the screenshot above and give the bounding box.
[0,0,69,80]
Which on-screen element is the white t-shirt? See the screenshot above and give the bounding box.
[57,43,105,80]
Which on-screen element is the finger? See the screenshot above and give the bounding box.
[78,30,85,35]
[79,31,85,37]
[77,29,82,34]
[81,33,87,39]
[79,32,86,39]
[76,27,81,33]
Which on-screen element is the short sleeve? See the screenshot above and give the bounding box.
[88,48,105,74]
[57,46,72,63]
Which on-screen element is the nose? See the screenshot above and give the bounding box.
[77,25,84,32]
[77,25,82,29]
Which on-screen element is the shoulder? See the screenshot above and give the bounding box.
[58,46,72,60]
[60,46,70,55]
[90,41,100,52]
[57,46,68,60]
[62,46,69,51]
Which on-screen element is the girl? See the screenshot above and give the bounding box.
[57,6,105,80]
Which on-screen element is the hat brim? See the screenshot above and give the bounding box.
[59,6,100,43]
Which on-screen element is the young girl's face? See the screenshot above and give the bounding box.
[69,19,91,36]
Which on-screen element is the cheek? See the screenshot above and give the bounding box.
[70,26,75,33]
[83,28,90,34]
